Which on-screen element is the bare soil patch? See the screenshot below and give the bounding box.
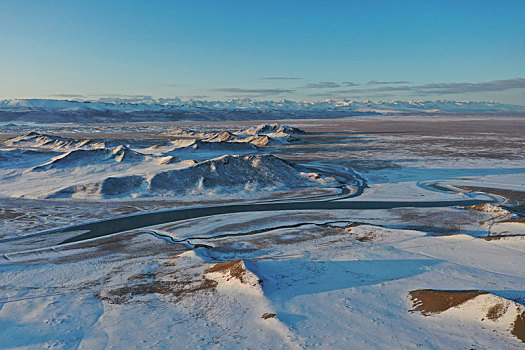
[205,259,248,283]
[345,226,376,242]
[261,313,276,319]
[100,277,217,304]
[512,312,525,343]
[409,289,488,316]
[486,302,508,321]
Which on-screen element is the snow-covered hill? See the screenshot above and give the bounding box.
[0,128,339,200]
[5,132,107,151]
[44,154,336,199]
[32,145,146,171]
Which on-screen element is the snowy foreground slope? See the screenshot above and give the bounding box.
[1,98,524,123]
[0,116,524,349]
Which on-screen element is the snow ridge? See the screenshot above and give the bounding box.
[1,98,524,122]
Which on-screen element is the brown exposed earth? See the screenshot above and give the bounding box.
[486,302,508,321]
[345,226,376,242]
[261,313,276,319]
[205,259,248,283]
[512,312,525,343]
[409,289,488,316]
[100,276,217,304]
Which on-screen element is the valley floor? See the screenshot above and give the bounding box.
[1,115,524,349]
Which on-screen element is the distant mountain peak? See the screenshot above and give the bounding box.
[1,98,523,123]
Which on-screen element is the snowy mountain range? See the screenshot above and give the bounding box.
[1,98,524,123]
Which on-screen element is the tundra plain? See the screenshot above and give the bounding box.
[1,114,524,349]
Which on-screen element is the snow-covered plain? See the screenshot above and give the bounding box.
[1,116,524,349]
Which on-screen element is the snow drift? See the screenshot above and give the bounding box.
[165,139,259,157]
[33,145,147,171]
[4,132,106,151]
[0,149,60,169]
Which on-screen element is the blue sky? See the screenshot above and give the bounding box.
[1,0,524,104]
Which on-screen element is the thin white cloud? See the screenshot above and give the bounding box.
[213,87,295,95]
[303,81,342,89]
[368,80,411,85]
[50,94,86,98]
[261,77,303,80]
[311,78,525,96]
[417,78,525,94]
